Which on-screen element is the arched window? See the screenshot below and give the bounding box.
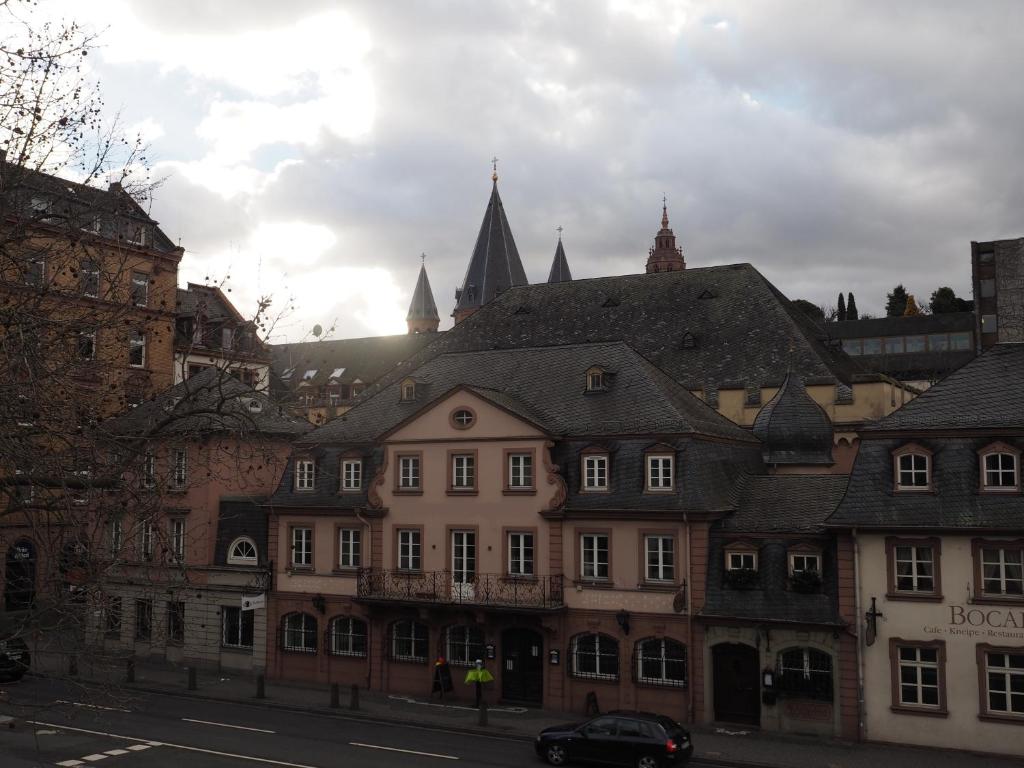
[893,444,932,492]
[634,637,687,688]
[776,647,833,700]
[979,443,1021,492]
[390,619,428,663]
[328,616,367,657]
[227,537,258,565]
[570,633,619,681]
[444,625,485,667]
[281,612,317,653]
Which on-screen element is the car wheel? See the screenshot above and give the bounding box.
[545,744,568,766]
[637,756,660,768]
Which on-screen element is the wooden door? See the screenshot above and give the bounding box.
[712,643,760,725]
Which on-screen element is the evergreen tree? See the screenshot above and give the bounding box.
[837,292,847,322]
[929,286,963,314]
[846,292,859,320]
[886,284,909,317]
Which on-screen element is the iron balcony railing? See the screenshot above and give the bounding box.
[356,569,564,610]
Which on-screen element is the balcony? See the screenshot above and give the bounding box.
[356,569,564,611]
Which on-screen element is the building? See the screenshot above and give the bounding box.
[971,237,1024,349]
[826,313,976,390]
[828,344,1024,756]
[645,202,685,274]
[547,235,573,283]
[407,260,440,334]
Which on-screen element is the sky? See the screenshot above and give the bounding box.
[30,1,1024,341]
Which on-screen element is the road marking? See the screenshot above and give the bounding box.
[29,722,325,768]
[81,756,108,762]
[350,742,459,760]
[182,717,275,733]
[56,762,84,767]
[104,749,130,756]
[125,745,151,751]
[56,700,131,714]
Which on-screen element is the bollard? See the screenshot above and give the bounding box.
[477,700,488,727]
[330,682,339,708]
[349,684,359,711]
[68,656,78,677]
[126,658,135,683]
[256,674,265,699]
[187,666,197,691]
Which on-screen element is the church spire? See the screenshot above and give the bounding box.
[453,166,528,324]
[547,227,572,283]
[645,196,686,273]
[407,254,440,333]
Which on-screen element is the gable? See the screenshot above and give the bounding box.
[385,388,547,443]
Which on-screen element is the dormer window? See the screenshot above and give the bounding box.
[227,537,258,565]
[582,451,609,491]
[341,458,362,491]
[646,452,674,492]
[301,369,317,382]
[400,378,417,401]
[295,459,315,491]
[586,367,606,392]
[727,550,757,571]
[979,443,1020,493]
[893,444,932,492]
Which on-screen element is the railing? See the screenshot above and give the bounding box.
[357,569,564,610]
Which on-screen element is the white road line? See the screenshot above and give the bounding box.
[124,745,151,751]
[56,700,131,714]
[29,722,325,768]
[81,756,108,763]
[56,761,84,767]
[350,742,459,760]
[181,717,275,734]
[104,749,130,756]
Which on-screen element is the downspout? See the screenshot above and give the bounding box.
[852,527,866,742]
[684,512,694,724]
[355,509,373,690]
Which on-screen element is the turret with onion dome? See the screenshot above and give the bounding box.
[752,371,835,466]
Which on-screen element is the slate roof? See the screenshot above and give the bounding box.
[752,374,835,465]
[407,263,440,322]
[370,265,863,398]
[453,180,528,316]
[547,239,572,283]
[727,474,850,532]
[270,333,436,391]
[215,499,270,566]
[100,367,312,438]
[298,342,759,447]
[176,283,242,322]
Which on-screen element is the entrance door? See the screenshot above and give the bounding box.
[451,530,476,601]
[501,627,544,704]
[5,539,36,611]
[712,643,760,725]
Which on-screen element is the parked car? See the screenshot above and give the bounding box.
[0,634,30,682]
[536,711,693,767]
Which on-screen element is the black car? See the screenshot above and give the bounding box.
[0,634,30,682]
[535,711,693,767]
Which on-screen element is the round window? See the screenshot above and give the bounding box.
[452,409,475,429]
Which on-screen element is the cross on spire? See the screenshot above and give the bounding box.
[491,156,499,182]
[556,225,563,241]
[421,252,426,264]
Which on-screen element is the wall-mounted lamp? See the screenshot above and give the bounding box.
[865,597,883,646]
[616,609,631,636]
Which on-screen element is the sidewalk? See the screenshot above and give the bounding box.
[26,652,1019,768]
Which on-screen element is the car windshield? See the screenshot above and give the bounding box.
[656,715,684,732]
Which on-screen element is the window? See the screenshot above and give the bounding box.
[141,521,154,562]
[982,450,1019,491]
[892,640,945,712]
[891,541,937,595]
[445,625,485,666]
[927,333,949,352]
[982,314,998,334]
[341,459,362,491]
[646,455,673,491]
[905,335,926,353]
[227,537,258,565]
[77,330,96,361]
[110,518,123,554]
[127,225,148,247]
[979,545,1023,598]
[571,633,619,680]
[895,449,930,490]
[23,256,45,288]
[131,272,149,307]
[583,454,608,491]
[951,332,972,350]
[339,528,361,569]
[580,533,609,580]
[291,527,313,568]
[222,606,254,649]
[645,535,675,582]
[128,330,146,368]
[400,380,416,401]
[981,648,1024,719]
[451,408,475,429]
[842,339,862,356]
[142,451,156,489]
[508,532,534,576]
[586,368,605,391]
[105,596,122,638]
[884,336,904,355]
[777,648,833,700]
[80,260,100,298]
[171,447,187,490]
[135,599,153,641]
[170,518,185,562]
[451,454,475,490]
[329,617,367,657]
[508,453,533,489]
[398,455,420,490]
[727,551,757,571]
[790,553,820,575]
[398,529,421,571]
[167,602,185,645]
[282,612,317,653]
[980,278,997,298]
[862,338,882,355]
[391,620,428,662]
[294,460,315,491]
[635,637,687,687]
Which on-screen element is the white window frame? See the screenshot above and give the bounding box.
[170,518,185,562]
[391,620,428,662]
[329,617,367,657]
[645,535,675,582]
[444,625,484,667]
[789,553,821,575]
[508,453,533,489]
[894,544,936,593]
[295,459,315,491]
[896,452,930,490]
[78,330,96,361]
[981,547,1024,597]
[507,532,534,577]
[636,637,687,687]
[586,369,605,391]
[983,651,1024,718]
[282,612,317,652]
[341,459,362,491]
[128,330,146,368]
[583,454,608,491]
[171,447,187,490]
[131,271,149,307]
[727,550,757,571]
[227,536,258,565]
[451,409,475,428]
[646,455,674,491]
[141,520,154,561]
[110,518,123,553]
[896,645,941,709]
[451,454,475,489]
[80,259,100,297]
[291,527,313,568]
[571,633,618,680]
[580,533,609,580]
[142,451,156,489]
[983,452,1019,491]
[339,528,361,569]
[398,455,420,489]
[398,529,421,571]
[222,605,254,649]
[401,381,416,401]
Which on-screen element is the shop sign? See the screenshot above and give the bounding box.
[921,604,1024,640]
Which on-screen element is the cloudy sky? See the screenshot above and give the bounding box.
[36,1,1024,340]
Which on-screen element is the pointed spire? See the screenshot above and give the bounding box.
[407,254,440,333]
[646,196,686,274]
[453,169,528,324]
[547,229,573,283]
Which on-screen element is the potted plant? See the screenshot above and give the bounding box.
[789,569,822,593]
[723,567,759,590]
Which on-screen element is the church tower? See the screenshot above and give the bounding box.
[547,229,573,283]
[453,164,528,324]
[645,199,686,273]
[407,257,440,333]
